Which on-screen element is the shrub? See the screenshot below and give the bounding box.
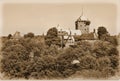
[0,37,119,79]
[79,55,97,69]
[45,27,61,47]
[24,32,34,38]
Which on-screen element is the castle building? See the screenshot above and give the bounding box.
[56,12,97,47]
[75,14,91,34]
[57,26,81,47]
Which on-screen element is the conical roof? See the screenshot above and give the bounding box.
[77,15,88,21]
[77,9,89,21]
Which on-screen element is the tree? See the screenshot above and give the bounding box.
[1,44,30,78]
[97,26,118,46]
[106,36,118,46]
[47,27,58,37]
[97,26,108,39]
[45,27,61,46]
[7,34,12,39]
[1,33,119,79]
[24,32,34,38]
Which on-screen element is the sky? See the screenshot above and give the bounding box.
[2,3,117,36]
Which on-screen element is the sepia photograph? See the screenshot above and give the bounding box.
[0,0,120,80]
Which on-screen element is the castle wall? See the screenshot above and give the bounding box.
[75,21,89,34]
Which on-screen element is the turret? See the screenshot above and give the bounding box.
[75,12,91,34]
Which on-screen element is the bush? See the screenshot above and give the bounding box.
[24,32,34,38]
[45,27,61,47]
[79,55,97,69]
[0,38,119,79]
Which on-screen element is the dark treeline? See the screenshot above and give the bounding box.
[0,26,119,79]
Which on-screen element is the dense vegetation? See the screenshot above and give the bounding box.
[0,36,119,79]
[0,27,119,79]
[45,27,61,47]
[97,26,118,46]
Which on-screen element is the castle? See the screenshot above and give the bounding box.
[58,12,91,35]
[11,12,97,47]
[57,12,97,47]
[75,13,91,34]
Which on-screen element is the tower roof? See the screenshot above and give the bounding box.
[77,8,89,21]
[77,15,88,21]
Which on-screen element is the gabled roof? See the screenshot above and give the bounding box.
[77,15,88,21]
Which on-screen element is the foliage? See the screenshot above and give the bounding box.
[7,34,12,39]
[0,37,119,79]
[97,26,118,46]
[102,35,118,46]
[97,26,108,39]
[24,32,35,38]
[45,27,61,46]
[1,44,29,78]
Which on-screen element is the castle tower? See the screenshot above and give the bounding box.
[75,12,91,34]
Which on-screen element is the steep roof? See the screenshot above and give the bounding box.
[77,15,88,21]
[76,10,90,21]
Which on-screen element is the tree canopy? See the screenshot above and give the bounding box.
[24,32,35,38]
[45,27,61,46]
[97,26,108,39]
[97,26,118,46]
[1,38,119,79]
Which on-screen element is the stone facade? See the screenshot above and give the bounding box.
[75,15,91,34]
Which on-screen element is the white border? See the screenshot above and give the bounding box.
[0,0,120,81]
